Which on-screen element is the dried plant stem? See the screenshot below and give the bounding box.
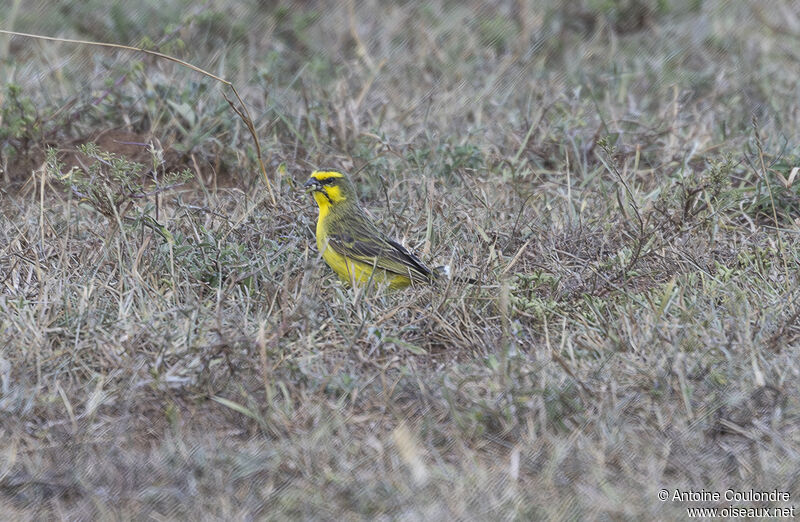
[0,29,277,205]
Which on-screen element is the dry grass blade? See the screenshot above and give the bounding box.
[0,29,276,205]
[1,2,799,520]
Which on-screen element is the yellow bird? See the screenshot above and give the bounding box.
[304,170,443,289]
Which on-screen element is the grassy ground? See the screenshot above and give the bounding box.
[2,0,800,519]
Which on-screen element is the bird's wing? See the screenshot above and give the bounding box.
[327,231,434,283]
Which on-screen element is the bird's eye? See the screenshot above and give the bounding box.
[319,178,336,186]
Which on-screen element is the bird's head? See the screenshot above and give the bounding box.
[304,171,356,211]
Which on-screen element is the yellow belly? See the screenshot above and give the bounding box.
[316,229,411,289]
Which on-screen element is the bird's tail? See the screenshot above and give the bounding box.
[434,265,479,284]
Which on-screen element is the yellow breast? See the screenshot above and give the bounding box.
[314,206,411,289]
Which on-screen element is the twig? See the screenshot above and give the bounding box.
[0,29,277,205]
[750,116,789,280]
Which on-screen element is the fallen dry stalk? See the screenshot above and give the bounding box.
[0,29,277,205]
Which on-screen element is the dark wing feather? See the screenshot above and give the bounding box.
[327,231,434,283]
[384,238,435,279]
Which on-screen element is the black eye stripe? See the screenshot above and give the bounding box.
[318,177,337,186]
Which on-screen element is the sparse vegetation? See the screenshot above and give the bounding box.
[1,0,799,519]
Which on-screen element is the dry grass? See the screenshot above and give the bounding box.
[2,0,800,519]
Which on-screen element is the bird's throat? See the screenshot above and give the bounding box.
[313,191,331,219]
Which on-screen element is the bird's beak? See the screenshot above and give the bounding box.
[304,178,321,193]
